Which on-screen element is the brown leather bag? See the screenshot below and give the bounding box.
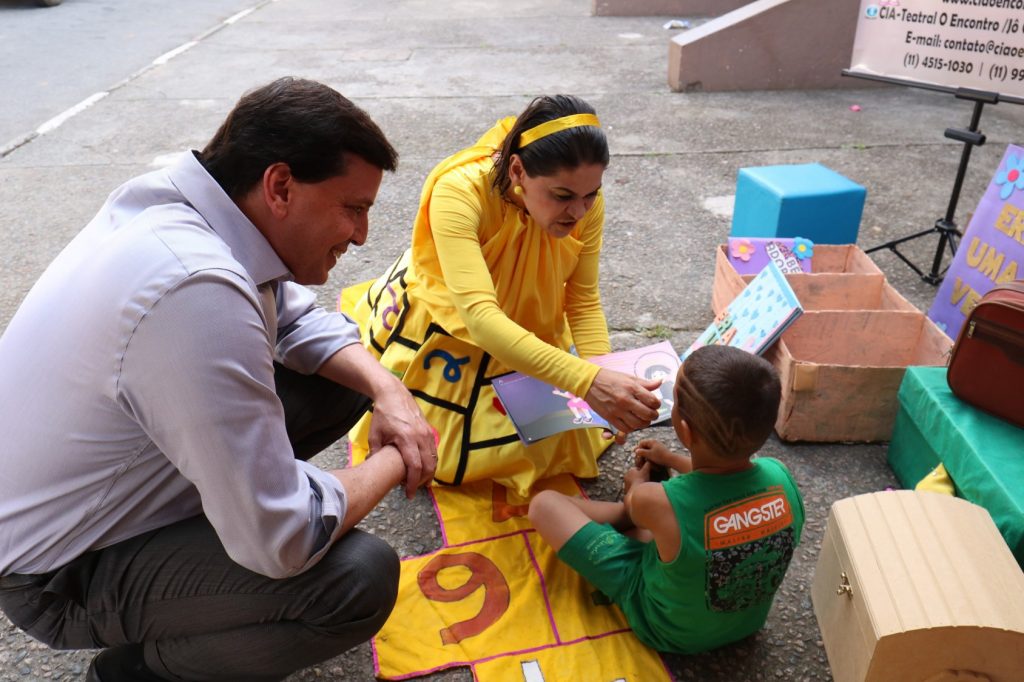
[946,280,1024,429]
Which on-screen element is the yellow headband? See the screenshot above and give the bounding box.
[518,113,601,147]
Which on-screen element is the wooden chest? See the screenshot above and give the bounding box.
[812,491,1024,682]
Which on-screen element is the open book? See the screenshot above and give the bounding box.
[681,260,803,361]
[492,340,680,445]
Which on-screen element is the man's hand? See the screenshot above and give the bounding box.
[316,344,437,499]
[368,386,437,499]
[332,445,407,533]
[584,369,662,442]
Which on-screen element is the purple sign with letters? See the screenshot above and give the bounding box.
[929,144,1024,339]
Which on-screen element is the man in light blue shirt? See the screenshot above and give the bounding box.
[0,78,438,681]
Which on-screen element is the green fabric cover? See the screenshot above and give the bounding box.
[888,366,1024,565]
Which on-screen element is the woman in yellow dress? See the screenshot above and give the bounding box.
[349,95,662,496]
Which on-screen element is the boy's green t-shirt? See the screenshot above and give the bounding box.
[625,456,805,653]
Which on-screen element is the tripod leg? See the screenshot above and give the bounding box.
[924,227,951,285]
[873,95,989,285]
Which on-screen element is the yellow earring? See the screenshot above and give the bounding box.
[513,185,523,197]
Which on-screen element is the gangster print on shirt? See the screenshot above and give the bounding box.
[703,486,797,612]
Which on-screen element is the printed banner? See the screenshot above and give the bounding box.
[849,0,1024,100]
[928,144,1024,337]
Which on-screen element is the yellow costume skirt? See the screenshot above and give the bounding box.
[345,251,610,496]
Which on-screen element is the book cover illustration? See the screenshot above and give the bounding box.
[681,260,803,361]
[727,237,813,275]
[492,341,680,445]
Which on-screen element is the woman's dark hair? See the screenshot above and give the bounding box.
[674,345,781,460]
[199,77,398,198]
[491,95,609,196]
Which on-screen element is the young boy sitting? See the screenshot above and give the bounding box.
[529,344,804,654]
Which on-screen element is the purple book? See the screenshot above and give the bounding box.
[492,341,680,445]
[727,237,813,275]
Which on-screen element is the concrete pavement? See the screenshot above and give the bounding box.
[2,0,1022,679]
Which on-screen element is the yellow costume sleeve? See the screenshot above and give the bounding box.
[429,175,604,399]
[563,192,610,359]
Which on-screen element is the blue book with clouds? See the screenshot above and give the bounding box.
[681,260,802,361]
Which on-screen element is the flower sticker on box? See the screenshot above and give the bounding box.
[730,239,755,262]
[792,237,814,261]
[995,154,1024,200]
[726,237,813,275]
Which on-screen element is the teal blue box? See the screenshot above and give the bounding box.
[888,366,1024,566]
[730,163,865,244]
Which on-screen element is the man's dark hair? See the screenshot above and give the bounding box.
[199,77,398,198]
[674,345,781,460]
[491,94,609,196]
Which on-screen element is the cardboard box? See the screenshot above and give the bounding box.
[888,366,1024,566]
[712,243,892,313]
[812,491,1024,682]
[709,243,949,441]
[770,310,951,442]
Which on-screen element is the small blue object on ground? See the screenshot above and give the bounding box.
[730,163,866,245]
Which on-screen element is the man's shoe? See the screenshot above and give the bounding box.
[85,652,104,682]
[85,645,164,681]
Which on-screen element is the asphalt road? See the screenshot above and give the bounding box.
[0,0,259,150]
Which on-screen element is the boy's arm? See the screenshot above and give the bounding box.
[635,439,693,474]
[624,482,681,563]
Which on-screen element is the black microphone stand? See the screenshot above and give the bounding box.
[865,87,999,285]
